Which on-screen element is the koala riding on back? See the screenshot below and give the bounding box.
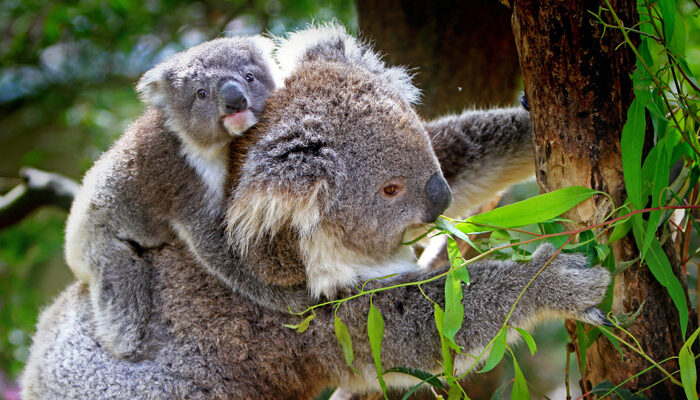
[64,36,279,359]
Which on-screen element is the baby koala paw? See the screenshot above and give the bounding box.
[530,243,612,326]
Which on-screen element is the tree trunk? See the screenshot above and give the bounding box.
[512,1,693,398]
[356,0,521,118]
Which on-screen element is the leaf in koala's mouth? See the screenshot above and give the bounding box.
[222,109,256,135]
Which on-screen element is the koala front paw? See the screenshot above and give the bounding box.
[531,244,612,326]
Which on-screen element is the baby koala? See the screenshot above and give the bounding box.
[64,36,279,359]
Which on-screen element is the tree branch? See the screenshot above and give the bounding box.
[0,167,79,229]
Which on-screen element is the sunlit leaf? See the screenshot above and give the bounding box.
[466,187,597,229]
[368,304,388,397]
[447,236,470,285]
[283,313,315,333]
[443,270,464,350]
[480,328,507,373]
[513,327,537,355]
[679,328,699,400]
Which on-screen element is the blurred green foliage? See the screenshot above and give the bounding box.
[0,0,357,384]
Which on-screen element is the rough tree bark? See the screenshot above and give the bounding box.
[511,1,694,398]
[356,0,521,118]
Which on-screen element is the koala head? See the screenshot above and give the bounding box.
[228,25,451,298]
[136,36,280,148]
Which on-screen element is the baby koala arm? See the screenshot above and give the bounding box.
[426,107,534,217]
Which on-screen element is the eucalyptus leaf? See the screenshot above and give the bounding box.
[443,270,465,350]
[511,358,530,400]
[621,98,646,210]
[368,304,388,397]
[467,187,597,229]
[480,328,507,373]
[447,236,470,285]
[334,316,357,374]
[679,328,699,400]
[513,327,537,355]
[632,218,688,337]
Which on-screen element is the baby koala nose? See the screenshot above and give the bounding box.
[221,81,248,113]
[423,172,452,223]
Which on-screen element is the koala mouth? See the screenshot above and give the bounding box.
[222,109,257,136]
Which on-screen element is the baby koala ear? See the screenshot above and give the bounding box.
[135,63,169,108]
[275,23,420,104]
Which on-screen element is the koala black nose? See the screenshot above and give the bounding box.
[423,172,452,223]
[221,81,248,113]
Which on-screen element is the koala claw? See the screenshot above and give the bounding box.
[577,307,612,327]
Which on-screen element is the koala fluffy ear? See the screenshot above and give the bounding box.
[275,23,420,104]
[135,63,168,108]
[249,35,285,89]
[226,117,341,255]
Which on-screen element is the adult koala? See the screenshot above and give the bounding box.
[22,26,610,399]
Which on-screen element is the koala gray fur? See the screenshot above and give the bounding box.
[63,36,280,359]
[24,25,610,399]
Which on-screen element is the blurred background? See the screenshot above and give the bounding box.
[0,1,698,399]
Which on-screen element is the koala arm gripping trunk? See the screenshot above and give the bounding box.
[332,244,609,386]
[426,107,534,218]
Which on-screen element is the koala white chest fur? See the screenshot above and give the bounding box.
[23,25,610,400]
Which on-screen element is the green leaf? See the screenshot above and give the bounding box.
[658,0,675,47]
[368,304,388,397]
[669,6,686,57]
[443,270,465,350]
[385,367,446,391]
[641,141,668,258]
[436,218,482,253]
[632,218,689,337]
[434,304,454,376]
[607,218,632,243]
[283,313,315,333]
[480,328,507,373]
[447,236,470,285]
[621,98,646,210]
[679,328,700,400]
[511,357,531,400]
[576,322,588,375]
[334,316,357,374]
[513,327,537,355]
[447,384,463,400]
[539,221,567,248]
[466,186,597,228]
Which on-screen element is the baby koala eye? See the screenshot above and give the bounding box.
[196,89,208,99]
[245,73,255,83]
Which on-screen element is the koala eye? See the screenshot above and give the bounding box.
[196,89,208,99]
[381,183,403,198]
[245,73,255,83]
